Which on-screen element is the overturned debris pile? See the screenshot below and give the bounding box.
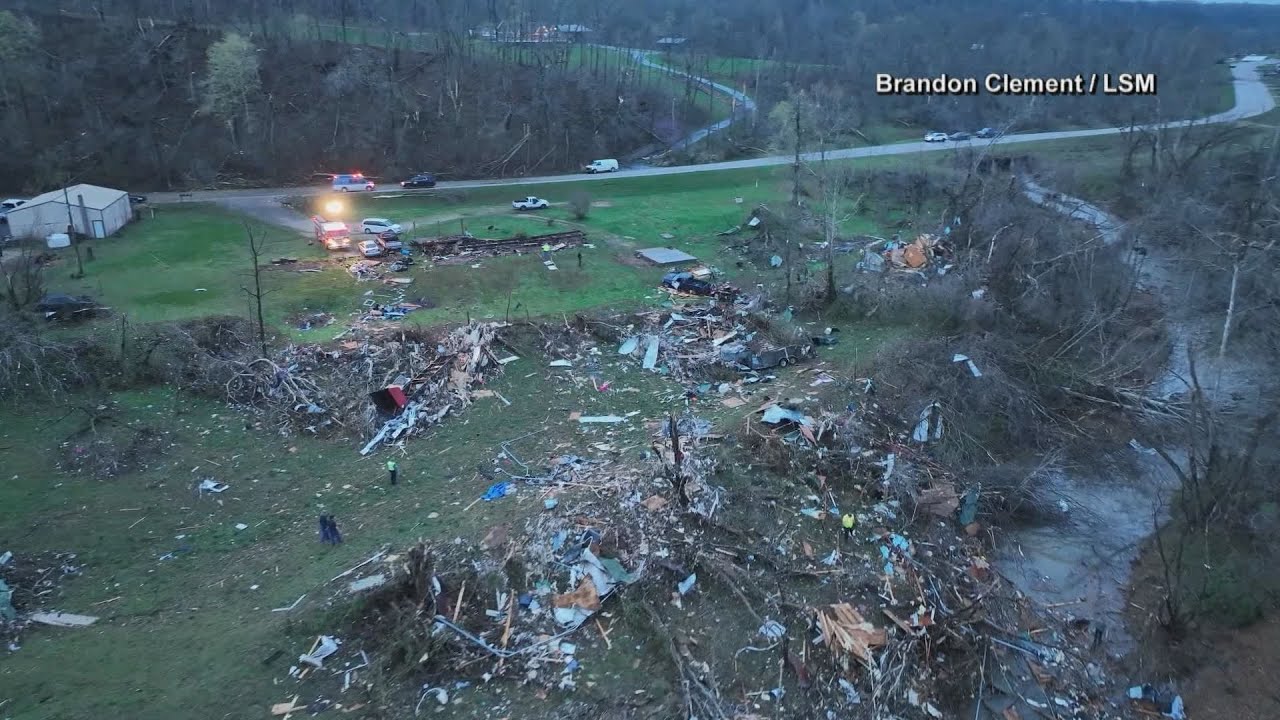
[411,229,586,265]
[610,301,815,386]
[225,321,509,445]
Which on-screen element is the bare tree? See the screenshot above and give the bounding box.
[241,223,272,357]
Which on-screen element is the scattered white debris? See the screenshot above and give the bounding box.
[299,635,341,668]
[677,574,697,596]
[951,353,983,377]
[349,574,388,593]
[758,620,786,639]
[29,612,98,627]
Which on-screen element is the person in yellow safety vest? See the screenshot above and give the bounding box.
[842,513,856,538]
[541,243,552,262]
[387,459,398,486]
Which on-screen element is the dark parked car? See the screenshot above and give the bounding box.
[400,173,436,189]
[129,194,148,204]
[661,271,713,296]
[974,127,997,139]
[948,131,972,141]
[722,343,814,371]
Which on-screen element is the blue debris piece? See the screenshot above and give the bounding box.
[482,482,513,501]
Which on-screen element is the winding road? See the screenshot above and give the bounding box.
[147,59,1274,206]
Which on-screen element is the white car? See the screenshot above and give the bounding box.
[357,240,383,257]
[512,196,550,210]
[923,132,948,143]
[361,218,403,235]
[0,198,25,221]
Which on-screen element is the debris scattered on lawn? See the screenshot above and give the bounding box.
[348,575,387,593]
[298,635,341,668]
[482,482,513,501]
[814,604,886,667]
[0,580,14,621]
[911,401,944,442]
[676,573,697,596]
[577,415,625,424]
[952,353,983,377]
[28,612,98,628]
[271,594,306,613]
[197,478,229,493]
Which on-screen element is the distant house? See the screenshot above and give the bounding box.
[5,183,131,240]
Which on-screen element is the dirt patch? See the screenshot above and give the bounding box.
[1178,614,1280,720]
[1,550,85,648]
[59,419,169,480]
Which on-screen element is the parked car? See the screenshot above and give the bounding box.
[948,131,972,141]
[923,132,948,143]
[361,218,403,235]
[661,271,713,296]
[512,196,550,210]
[128,194,148,204]
[376,230,403,252]
[722,343,814,371]
[357,240,384,258]
[583,158,620,173]
[333,173,375,192]
[400,173,437,188]
[975,127,998,139]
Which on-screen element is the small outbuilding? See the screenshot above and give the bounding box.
[5,184,131,241]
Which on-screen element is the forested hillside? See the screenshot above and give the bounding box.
[0,11,698,192]
[1,0,1275,192]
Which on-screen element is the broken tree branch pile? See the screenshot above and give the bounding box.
[223,322,510,445]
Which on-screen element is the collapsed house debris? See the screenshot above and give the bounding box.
[223,321,510,448]
[410,230,586,265]
[852,233,954,274]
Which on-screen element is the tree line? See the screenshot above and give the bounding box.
[0,10,708,192]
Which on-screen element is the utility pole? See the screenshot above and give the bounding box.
[62,183,85,279]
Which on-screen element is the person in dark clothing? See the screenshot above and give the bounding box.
[320,512,340,540]
[319,515,333,544]
[577,252,583,268]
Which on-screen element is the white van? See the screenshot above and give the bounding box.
[583,159,619,174]
[332,173,375,191]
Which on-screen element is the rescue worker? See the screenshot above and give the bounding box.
[387,458,398,486]
[541,243,552,262]
[841,513,856,539]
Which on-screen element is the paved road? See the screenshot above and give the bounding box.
[622,47,758,155]
[149,60,1274,206]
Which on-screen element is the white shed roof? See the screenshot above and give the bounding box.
[19,184,127,212]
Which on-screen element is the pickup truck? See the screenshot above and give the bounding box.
[512,196,550,211]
